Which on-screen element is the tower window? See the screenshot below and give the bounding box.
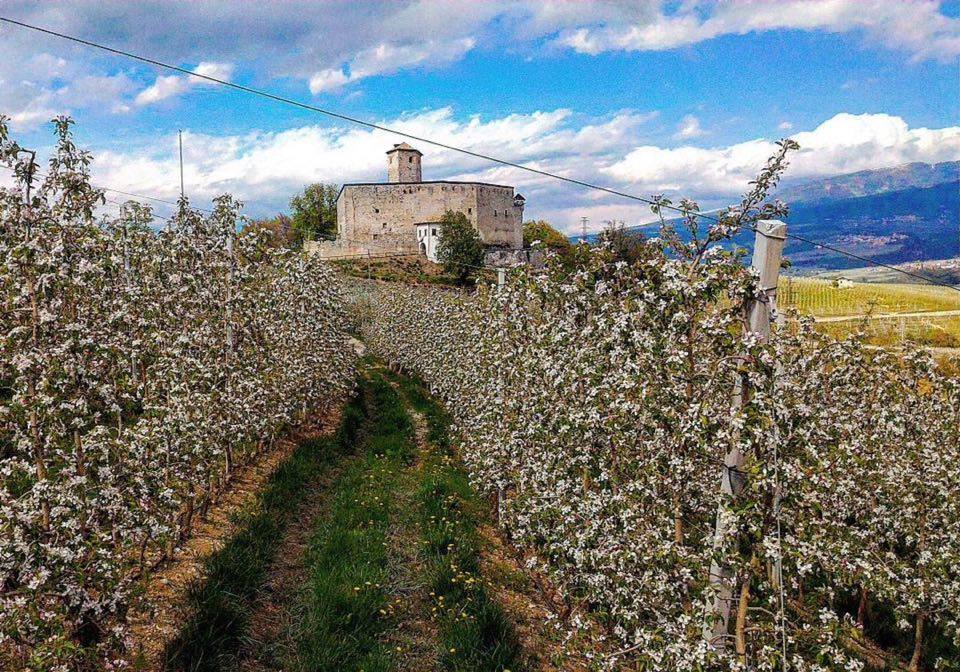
[468,208,472,214]
[374,207,379,214]
[408,156,413,163]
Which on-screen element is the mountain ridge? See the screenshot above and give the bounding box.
[774,161,958,205]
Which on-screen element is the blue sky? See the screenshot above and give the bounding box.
[0,0,958,233]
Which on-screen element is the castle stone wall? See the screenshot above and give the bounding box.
[337,182,522,253]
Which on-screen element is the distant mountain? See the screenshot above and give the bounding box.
[781,181,959,272]
[775,161,958,205]
[577,161,959,272]
[578,178,959,273]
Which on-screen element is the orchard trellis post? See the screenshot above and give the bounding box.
[704,219,787,648]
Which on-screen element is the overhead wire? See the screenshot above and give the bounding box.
[1,16,956,293]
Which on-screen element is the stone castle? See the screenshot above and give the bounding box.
[311,143,525,262]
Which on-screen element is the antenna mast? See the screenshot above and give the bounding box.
[178,129,185,201]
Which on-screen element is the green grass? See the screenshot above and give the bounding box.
[161,393,364,671]
[395,375,524,672]
[419,466,523,672]
[162,367,524,672]
[383,368,451,450]
[289,373,414,672]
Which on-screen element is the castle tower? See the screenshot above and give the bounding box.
[386,142,422,183]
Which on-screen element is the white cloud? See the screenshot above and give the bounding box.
[778,121,793,131]
[676,115,705,139]
[310,38,476,93]
[135,62,234,106]
[309,68,351,94]
[553,0,960,62]
[84,106,661,233]
[85,109,959,236]
[0,36,138,130]
[605,112,960,197]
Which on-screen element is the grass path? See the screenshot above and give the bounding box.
[159,392,365,671]
[162,363,531,672]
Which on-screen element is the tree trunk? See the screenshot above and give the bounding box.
[909,612,925,671]
[735,571,751,662]
[673,493,683,546]
[856,586,869,628]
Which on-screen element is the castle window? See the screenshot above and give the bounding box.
[432,228,437,236]
[374,208,379,214]
[494,210,497,217]
[408,156,413,163]
[468,208,472,214]
[382,222,387,229]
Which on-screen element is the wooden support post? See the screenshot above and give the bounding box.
[704,219,787,647]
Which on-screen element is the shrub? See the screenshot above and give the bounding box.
[436,210,485,284]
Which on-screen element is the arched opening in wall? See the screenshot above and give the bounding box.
[419,241,427,256]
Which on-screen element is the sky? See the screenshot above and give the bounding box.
[0,0,958,234]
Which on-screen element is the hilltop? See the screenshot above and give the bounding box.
[774,161,959,204]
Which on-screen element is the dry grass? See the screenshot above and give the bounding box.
[780,277,960,317]
[780,277,960,356]
[331,255,462,286]
[817,314,960,349]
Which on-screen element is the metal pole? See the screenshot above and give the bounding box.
[704,220,787,648]
[178,130,185,201]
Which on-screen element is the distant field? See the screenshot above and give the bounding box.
[814,258,960,285]
[816,314,960,349]
[780,277,960,317]
[781,277,960,353]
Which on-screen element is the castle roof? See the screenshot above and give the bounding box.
[386,142,422,155]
